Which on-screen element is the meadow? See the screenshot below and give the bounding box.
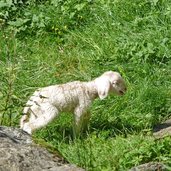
[1,0,171,170]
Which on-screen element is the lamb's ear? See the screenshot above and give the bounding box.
[95,77,111,100]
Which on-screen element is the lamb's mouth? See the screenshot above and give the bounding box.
[119,90,125,95]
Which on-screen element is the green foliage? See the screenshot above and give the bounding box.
[0,31,22,125]
[1,0,171,170]
[47,134,171,170]
[0,0,93,37]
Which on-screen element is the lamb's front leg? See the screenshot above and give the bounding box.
[73,107,90,138]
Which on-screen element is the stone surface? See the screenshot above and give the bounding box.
[0,126,84,171]
[129,162,166,171]
[153,119,171,139]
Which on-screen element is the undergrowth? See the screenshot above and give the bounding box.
[1,0,171,170]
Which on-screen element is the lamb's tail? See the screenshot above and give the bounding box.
[20,88,45,130]
[20,89,41,129]
[20,106,30,129]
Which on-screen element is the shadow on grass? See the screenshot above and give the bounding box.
[35,120,144,143]
[89,118,140,139]
[34,113,171,143]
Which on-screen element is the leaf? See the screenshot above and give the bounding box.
[8,18,30,27]
[74,3,86,11]
[32,14,39,22]
[0,2,10,8]
[152,0,159,6]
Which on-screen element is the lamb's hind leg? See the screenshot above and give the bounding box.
[22,103,58,134]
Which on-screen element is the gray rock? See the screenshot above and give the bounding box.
[129,162,166,171]
[0,126,85,171]
[153,119,171,139]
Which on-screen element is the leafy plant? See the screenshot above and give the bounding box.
[1,0,171,170]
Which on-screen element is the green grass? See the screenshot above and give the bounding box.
[1,0,171,170]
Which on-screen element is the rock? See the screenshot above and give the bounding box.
[0,126,32,144]
[129,162,166,171]
[153,126,171,139]
[153,119,171,139]
[0,126,85,171]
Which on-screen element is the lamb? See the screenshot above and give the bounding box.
[20,71,127,137]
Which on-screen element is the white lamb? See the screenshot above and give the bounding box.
[20,71,127,137]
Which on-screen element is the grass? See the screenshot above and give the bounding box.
[1,0,171,170]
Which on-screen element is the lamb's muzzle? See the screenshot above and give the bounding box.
[20,71,127,136]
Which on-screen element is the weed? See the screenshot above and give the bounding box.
[1,0,171,170]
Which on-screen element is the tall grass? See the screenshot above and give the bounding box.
[1,0,171,170]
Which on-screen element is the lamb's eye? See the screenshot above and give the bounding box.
[112,82,117,85]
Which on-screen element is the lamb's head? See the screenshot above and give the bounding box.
[95,71,127,100]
